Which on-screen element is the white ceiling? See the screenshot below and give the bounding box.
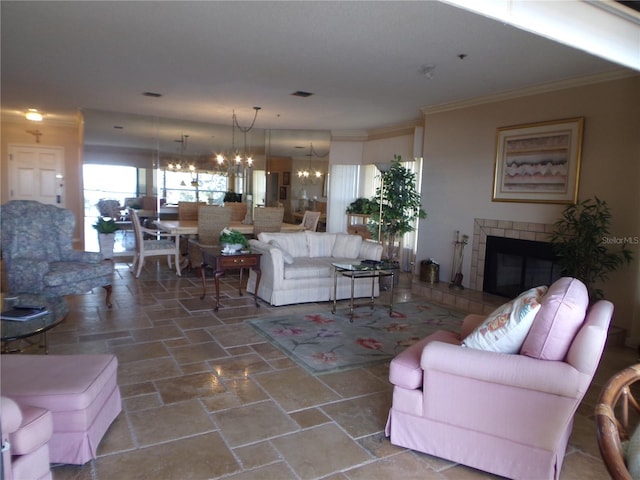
[1,1,635,154]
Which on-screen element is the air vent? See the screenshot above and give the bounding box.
[291,91,314,98]
[142,91,163,98]
[113,125,124,130]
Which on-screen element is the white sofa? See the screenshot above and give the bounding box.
[247,231,384,306]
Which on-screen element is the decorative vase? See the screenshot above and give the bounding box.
[222,243,244,253]
[98,233,115,260]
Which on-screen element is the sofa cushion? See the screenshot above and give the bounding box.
[306,231,336,258]
[520,277,588,360]
[462,285,547,353]
[332,234,362,259]
[269,240,294,264]
[283,258,333,280]
[259,232,309,258]
[9,404,53,455]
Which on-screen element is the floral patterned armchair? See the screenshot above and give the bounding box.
[1,201,114,307]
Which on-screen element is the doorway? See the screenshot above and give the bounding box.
[7,144,65,206]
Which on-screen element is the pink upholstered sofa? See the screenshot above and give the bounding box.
[1,354,121,465]
[1,396,53,480]
[385,277,613,480]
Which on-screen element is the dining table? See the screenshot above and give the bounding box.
[154,219,304,236]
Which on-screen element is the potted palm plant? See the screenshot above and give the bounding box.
[93,217,120,260]
[550,196,633,300]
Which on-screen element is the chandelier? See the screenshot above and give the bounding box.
[297,142,327,184]
[214,107,261,176]
[166,134,195,172]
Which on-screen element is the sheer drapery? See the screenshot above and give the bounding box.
[327,164,360,233]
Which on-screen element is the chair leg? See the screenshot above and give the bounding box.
[102,285,113,308]
[174,254,181,276]
[136,258,144,278]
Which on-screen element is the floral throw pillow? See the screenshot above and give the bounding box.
[462,285,548,353]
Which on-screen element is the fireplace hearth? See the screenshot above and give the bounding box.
[483,235,562,298]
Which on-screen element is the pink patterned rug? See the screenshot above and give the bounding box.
[249,300,466,374]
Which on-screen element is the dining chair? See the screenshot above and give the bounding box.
[300,210,321,231]
[187,206,233,270]
[178,201,206,221]
[253,207,284,236]
[226,202,248,222]
[129,208,182,278]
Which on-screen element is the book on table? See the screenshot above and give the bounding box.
[1,306,49,321]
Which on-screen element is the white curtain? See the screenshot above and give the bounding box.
[327,164,360,233]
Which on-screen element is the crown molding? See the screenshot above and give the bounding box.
[422,69,637,115]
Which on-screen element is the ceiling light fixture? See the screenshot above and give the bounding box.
[297,142,328,184]
[214,107,261,176]
[25,109,43,121]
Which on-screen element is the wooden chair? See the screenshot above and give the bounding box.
[187,206,233,270]
[596,364,640,480]
[253,207,284,236]
[129,208,182,278]
[301,210,321,231]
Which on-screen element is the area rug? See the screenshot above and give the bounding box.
[248,301,466,375]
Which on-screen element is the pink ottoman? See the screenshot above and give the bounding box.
[1,354,121,465]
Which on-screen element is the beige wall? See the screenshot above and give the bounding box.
[1,117,84,247]
[419,75,640,339]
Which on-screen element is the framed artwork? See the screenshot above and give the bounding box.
[279,186,287,200]
[492,117,584,204]
[282,171,290,186]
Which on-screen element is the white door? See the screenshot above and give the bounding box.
[8,145,65,206]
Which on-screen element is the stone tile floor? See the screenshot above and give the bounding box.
[25,259,633,479]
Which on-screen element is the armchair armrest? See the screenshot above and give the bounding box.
[140,226,180,240]
[64,250,103,263]
[421,341,584,398]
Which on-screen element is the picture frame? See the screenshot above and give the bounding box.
[492,117,584,204]
[279,186,287,200]
[282,171,290,186]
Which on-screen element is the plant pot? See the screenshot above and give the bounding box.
[98,233,115,260]
[222,243,244,253]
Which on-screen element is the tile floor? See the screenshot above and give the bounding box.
[23,258,634,479]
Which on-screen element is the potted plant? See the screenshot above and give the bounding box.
[93,217,120,260]
[368,155,427,261]
[346,197,376,215]
[219,228,248,253]
[550,196,633,300]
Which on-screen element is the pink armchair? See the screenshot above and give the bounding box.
[1,396,53,480]
[385,277,613,480]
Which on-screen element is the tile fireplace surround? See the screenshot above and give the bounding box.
[470,218,554,292]
[412,218,554,315]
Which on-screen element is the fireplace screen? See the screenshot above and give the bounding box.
[483,236,562,298]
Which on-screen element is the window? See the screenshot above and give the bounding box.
[83,164,137,216]
[159,169,228,204]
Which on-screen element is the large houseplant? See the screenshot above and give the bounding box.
[550,196,632,300]
[368,155,427,261]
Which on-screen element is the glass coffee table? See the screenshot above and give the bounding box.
[1,294,69,353]
[331,261,399,320]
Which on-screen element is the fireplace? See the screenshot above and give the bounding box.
[483,236,562,298]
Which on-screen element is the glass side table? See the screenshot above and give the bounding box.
[331,261,399,320]
[1,294,69,353]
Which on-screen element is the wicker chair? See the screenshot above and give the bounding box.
[596,364,640,480]
[178,201,206,221]
[226,202,248,222]
[300,210,321,231]
[187,206,233,270]
[253,207,284,236]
